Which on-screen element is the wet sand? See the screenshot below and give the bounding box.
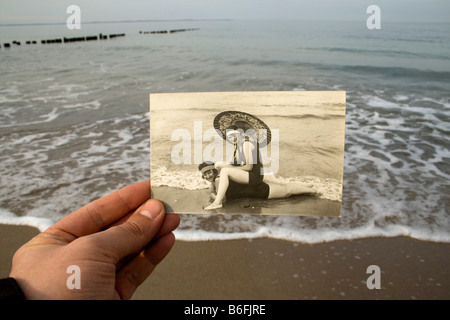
[1,224,448,300]
[153,186,341,217]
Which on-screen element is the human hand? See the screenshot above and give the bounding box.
[9,181,180,300]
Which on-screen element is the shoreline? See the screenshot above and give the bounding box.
[153,186,341,217]
[0,223,448,300]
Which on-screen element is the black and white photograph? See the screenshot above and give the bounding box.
[150,91,346,216]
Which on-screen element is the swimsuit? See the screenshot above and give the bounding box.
[232,140,264,186]
[248,143,264,185]
[226,180,270,200]
[224,139,267,199]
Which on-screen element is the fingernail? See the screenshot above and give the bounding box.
[140,200,163,220]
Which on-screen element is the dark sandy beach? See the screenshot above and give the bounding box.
[0,224,448,300]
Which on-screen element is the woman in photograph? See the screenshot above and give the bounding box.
[204,127,263,210]
[200,158,317,210]
[204,110,317,210]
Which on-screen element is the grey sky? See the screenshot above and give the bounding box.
[0,0,449,24]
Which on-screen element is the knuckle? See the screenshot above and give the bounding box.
[123,269,141,288]
[85,203,107,230]
[120,219,147,239]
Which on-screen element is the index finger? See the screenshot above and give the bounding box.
[49,181,150,240]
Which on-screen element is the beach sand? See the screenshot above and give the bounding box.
[1,223,448,300]
[154,186,342,217]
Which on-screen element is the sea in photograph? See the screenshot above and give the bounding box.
[0,20,449,243]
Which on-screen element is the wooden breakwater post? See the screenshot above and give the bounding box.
[108,33,126,39]
[63,37,85,43]
[139,28,199,35]
[1,32,126,49]
[140,30,168,34]
[42,38,63,44]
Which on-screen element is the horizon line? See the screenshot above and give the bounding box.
[1,18,448,27]
[0,18,234,27]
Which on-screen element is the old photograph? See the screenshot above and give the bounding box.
[150,91,346,216]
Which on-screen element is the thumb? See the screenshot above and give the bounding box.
[94,199,165,264]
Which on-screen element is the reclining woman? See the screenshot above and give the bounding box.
[203,127,262,210]
[201,129,317,210]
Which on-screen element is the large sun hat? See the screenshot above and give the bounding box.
[213,111,272,147]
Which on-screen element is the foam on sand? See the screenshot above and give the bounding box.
[151,166,342,202]
[0,208,54,232]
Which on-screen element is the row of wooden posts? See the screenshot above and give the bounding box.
[1,33,125,49]
[1,28,199,49]
[139,28,199,34]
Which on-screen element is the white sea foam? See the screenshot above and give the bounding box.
[173,222,450,243]
[393,94,409,101]
[0,107,61,128]
[0,208,54,232]
[63,100,101,110]
[151,166,342,202]
[1,206,449,244]
[366,96,403,109]
[364,95,446,123]
[151,166,210,190]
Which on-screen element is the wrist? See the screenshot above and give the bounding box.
[0,277,26,300]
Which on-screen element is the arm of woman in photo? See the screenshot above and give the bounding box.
[215,139,254,171]
[238,139,254,172]
[209,179,217,200]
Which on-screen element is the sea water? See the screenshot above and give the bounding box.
[0,20,449,243]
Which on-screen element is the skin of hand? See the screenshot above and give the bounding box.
[9,181,180,300]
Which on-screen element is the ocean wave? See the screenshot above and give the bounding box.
[225,57,450,81]
[174,223,450,244]
[335,65,450,80]
[2,206,449,244]
[301,46,450,61]
[0,107,60,128]
[268,113,345,121]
